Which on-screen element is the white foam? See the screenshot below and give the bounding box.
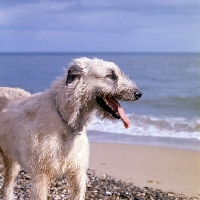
[87,114,200,140]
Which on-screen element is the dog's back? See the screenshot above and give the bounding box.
[0,87,31,111]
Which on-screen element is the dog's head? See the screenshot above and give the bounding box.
[65,57,142,129]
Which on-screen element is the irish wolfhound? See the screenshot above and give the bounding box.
[0,57,142,200]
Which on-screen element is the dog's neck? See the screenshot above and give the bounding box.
[56,107,77,133]
[52,89,94,134]
[55,101,93,134]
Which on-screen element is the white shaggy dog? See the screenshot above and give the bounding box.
[0,57,142,200]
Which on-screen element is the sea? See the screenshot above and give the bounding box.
[0,53,199,151]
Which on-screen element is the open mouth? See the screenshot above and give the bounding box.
[96,96,130,129]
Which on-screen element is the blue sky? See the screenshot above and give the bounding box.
[0,0,199,52]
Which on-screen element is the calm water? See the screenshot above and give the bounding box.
[0,53,199,150]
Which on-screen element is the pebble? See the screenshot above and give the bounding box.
[0,168,197,199]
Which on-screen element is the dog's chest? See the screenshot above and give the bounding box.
[52,131,90,174]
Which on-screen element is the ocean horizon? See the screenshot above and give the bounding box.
[0,52,199,151]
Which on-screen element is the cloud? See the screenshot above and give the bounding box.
[81,0,199,15]
[0,0,199,52]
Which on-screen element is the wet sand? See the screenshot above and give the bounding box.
[89,142,200,198]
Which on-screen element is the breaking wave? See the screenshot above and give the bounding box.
[88,114,200,141]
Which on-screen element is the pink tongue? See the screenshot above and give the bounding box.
[118,107,130,129]
[106,97,130,129]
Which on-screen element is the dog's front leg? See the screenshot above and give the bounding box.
[31,173,50,200]
[0,148,20,200]
[0,161,20,200]
[67,168,87,200]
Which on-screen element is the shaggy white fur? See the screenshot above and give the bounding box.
[0,57,142,200]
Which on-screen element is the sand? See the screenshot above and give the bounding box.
[0,140,199,198]
[89,142,200,198]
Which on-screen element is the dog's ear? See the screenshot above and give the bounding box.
[66,57,90,85]
[66,65,83,85]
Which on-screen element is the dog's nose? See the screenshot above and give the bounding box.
[134,90,142,100]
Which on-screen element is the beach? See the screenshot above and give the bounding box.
[0,133,199,199]
[0,53,199,199]
[0,141,199,199]
[89,142,200,198]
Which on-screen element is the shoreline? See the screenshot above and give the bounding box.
[89,142,200,198]
[88,130,200,151]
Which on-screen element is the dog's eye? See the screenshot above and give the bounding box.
[106,72,117,80]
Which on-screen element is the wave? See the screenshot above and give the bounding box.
[138,96,200,108]
[87,114,200,140]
